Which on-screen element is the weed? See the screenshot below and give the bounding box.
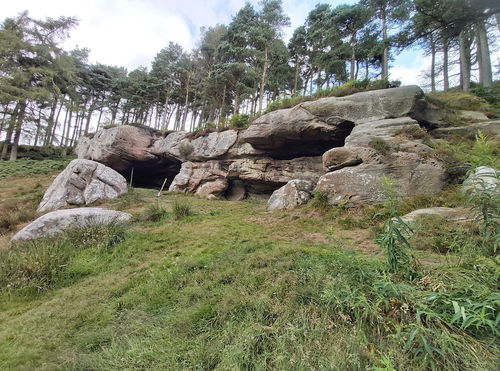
[140,203,169,222]
[369,138,391,155]
[172,199,193,220]
[309,190,330,211]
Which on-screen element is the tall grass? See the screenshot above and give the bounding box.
[0,223,128,296]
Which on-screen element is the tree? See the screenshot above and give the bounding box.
[0,11,77,160]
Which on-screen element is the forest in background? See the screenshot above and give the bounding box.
[0,0,499,160]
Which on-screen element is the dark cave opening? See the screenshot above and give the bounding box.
[263,120,355,160]
[123,158,182,189]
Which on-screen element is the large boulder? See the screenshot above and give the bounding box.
[267,179,315,211]
[37,159,128,213]
[168,161,229,198]
[240,86,439,159]
[75,125,161,170]
[241,106,355,158]
[11,208,131,242]
[315,153,446,205]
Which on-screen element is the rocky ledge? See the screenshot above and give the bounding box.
[73,85,454,206]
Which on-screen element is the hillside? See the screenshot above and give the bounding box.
[1,158,499,369]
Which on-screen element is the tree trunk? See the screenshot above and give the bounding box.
[9,101,27,161]
[50,99,64,145]
[293,59,300,96]
[442,39,449,91]
[476,20,492,87]
[0,103,19,160]
[160,91,170,130]
[60,103,70,146]
[381,6,389,80]
[350,31,357,81]
[459,30,471,92]
[258,45,269,113]
[44,97,58,146]
[430,34,436,92]
[496,13,500,33]
[181,74,191,131]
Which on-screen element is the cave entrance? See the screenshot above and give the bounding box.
[123,158,182,189]
[263,120,355,160]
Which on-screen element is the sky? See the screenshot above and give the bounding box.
[2,0,432,87]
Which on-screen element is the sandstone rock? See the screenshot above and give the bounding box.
[151,131,190,160]
[76,125,182,187]
[168,161,229,198]
[458,110,489,121]
[241,86,438,158]
[315,153,446,205]
[322,147,362,171]
[344,117,421,148]
[37,159,128,213]
[228,157,324,194]
[241,105,355,158]
[431,121,500,138]
[399,207,473,225]
[189,130,238,161]
[301,85,439,126]
[462,166,499,194]
[225,180,246,201]
[75,125,159,171]
[11,208,131,242]
[267,179,315,211]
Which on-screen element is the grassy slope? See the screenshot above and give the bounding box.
[0,171,498,370]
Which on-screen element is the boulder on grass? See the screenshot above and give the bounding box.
[38,159,128,213]
[11,208,131,242]
[267,179,315,211]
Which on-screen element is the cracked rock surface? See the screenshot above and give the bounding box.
[37,159,128,213]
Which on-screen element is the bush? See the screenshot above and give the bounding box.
[369,138,391,155]
[172,200,193,220]
[470,82,500,109]
[229,114,251,129]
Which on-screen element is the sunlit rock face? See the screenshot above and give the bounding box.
[74,86,449,204]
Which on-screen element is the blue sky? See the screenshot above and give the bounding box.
[0,0,467,87]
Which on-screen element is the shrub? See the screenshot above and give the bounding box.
[309,190,330,211]
[229,113,251,129]
[369,138,391,155]
[172,200,193,220]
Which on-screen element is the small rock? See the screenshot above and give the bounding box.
[399,207,473,225]
[268,179,315,211]
[458,110,489,121]
[462,166,499,194]
[322,147,362,171]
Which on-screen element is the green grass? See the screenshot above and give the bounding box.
[0,189,498,370]
[0,158,71,179]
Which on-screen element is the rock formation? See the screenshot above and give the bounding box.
[74,86,454,205]
[11,208,131,242]
[268,179,315,211]
[38,159,128,213]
